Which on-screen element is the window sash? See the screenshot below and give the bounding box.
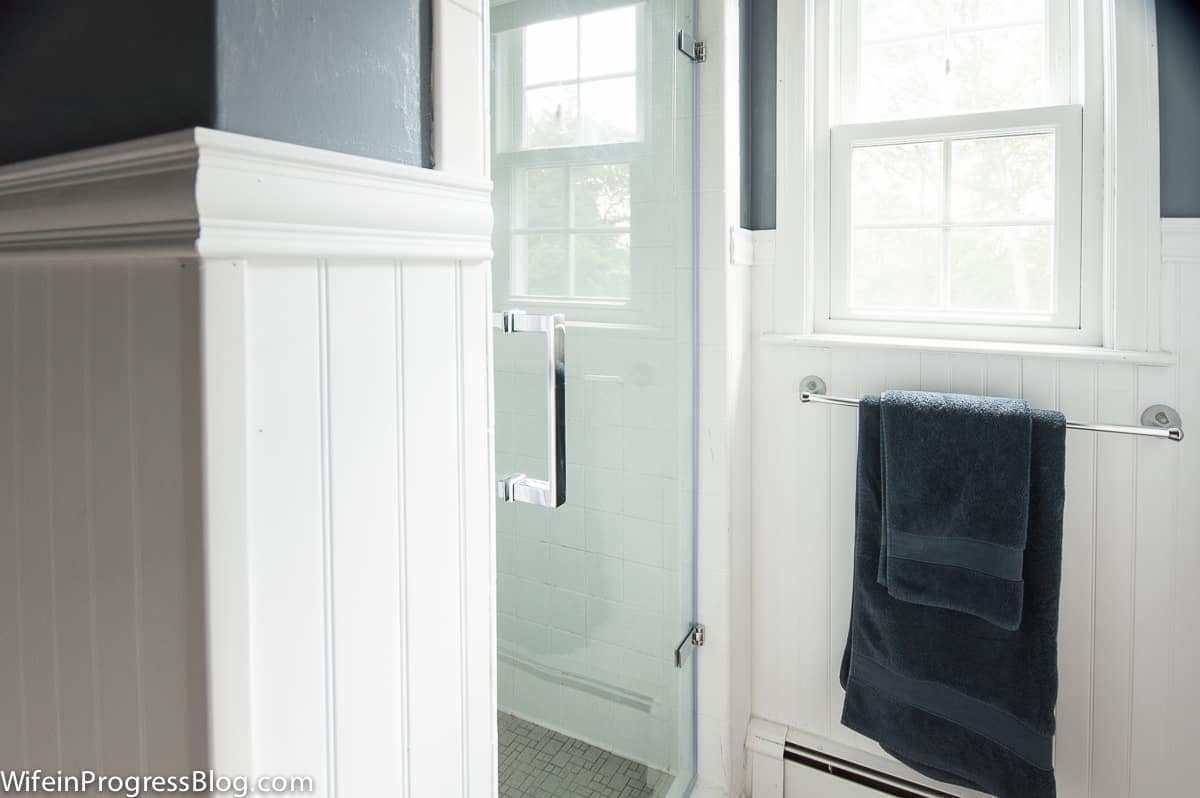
[496,5,647,153]
[836,0,1073,124]
[822,104,1085,338]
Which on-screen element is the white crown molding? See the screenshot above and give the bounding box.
[0,128,494,261]
[1162,218,1200,262]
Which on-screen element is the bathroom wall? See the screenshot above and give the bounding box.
[0,0,431,167]
[0,0,216,165]
[747,221,1200,796]
[215,0,432,166]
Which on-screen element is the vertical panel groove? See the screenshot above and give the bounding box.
[125,266,148,773]
[393,260,411,798]
[318,258,339,798]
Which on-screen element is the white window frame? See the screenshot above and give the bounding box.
[773,0,1164,352]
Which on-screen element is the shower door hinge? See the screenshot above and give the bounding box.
[677,31,706,63]
[674,623,705,668]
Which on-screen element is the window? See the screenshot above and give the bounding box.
[494,4,645,305]
[813,0,1100,343]
[512,163,632,298]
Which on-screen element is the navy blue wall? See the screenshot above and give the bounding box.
[216,0,432,166]
[0,0,432,167]
[1157,0,1200,217]
[740,0,1200,227]
[0,0,216,165]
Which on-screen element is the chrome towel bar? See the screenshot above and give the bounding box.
[799,380,1184,442]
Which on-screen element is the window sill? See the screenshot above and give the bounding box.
[758,332,1177,366]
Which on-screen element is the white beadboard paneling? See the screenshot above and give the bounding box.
[401,261,468,796]
[325,260,405,795]
[0,267,22,761]
[1091,364,1138,798]
[48,266,98,770]
[17,267,61,768]
[1170,254,1200,774]
[1054,360,1098,792]
[459,260,497,798]
[245,259,330,793]
[87,265,145,774]
[752,219,1199,797]
[129,262,202,773]
[200,258,252,777]
[240,255,496,797]
[1129,362,1178,794]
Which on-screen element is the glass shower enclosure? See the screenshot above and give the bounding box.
[490,0,698,794]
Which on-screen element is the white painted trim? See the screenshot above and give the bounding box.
[757,332,1177,366]
[0,129,494,261]
[747,718,787,798]
[433,0,489,178]
[772,0,1163,352]
[1162,218,1200,262]
[752,230,777,268]
[732,228,756,268]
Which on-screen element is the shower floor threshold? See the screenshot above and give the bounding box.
[499,712,672,798]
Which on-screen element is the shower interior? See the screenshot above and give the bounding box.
[490,0,698,794]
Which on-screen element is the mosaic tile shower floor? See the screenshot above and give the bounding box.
[498,712,671,798]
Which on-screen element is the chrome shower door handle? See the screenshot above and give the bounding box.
[493,310,566,508]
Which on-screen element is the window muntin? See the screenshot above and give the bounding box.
[511,163,633,299]
[519,6,641,149]
[822,0,1085,339]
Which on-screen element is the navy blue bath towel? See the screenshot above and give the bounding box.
[878,390,1033,630]
[841,395,1066,798]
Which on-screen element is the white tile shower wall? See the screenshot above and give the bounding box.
[748,220,1200,797]
[495,327,688,772]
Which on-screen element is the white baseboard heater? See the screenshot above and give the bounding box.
[748,719,978,798]
[783,741,958,798]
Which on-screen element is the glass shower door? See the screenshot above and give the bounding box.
[490,0,697,794]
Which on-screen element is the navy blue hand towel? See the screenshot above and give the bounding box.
[879,390,1033,629]
[841,396,1066,798]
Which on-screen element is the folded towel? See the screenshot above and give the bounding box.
[841,396,1066,798]
[879,390,1033,629]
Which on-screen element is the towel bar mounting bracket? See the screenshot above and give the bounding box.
[1141,404,1183,435]
[800,375,827,396]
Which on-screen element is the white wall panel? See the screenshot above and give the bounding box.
[751,223,1200,797]
[240,256,493,798]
